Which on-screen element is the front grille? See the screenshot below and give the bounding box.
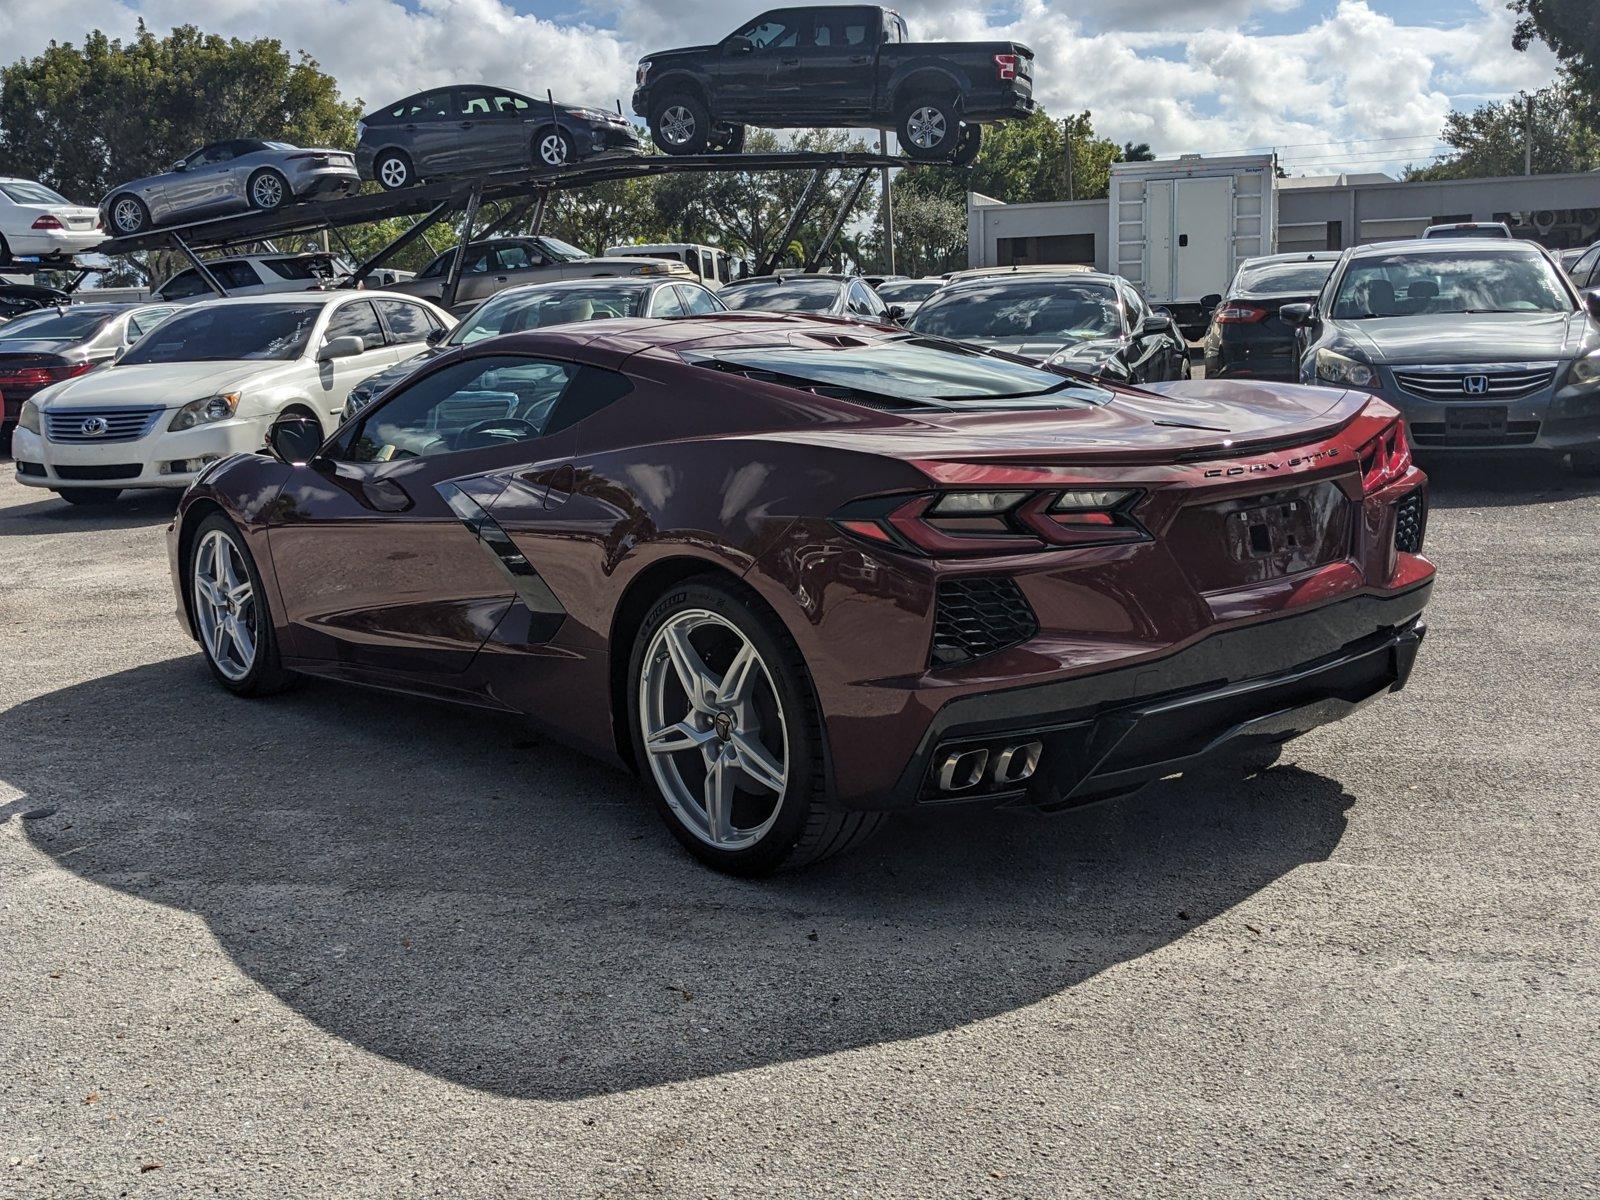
[1409,420,1541,447]
[1394,367,1555,400]
[1394,490,1426,554]
[931,576,1038,666]
[54,463,142,480]
[45,406,162,443]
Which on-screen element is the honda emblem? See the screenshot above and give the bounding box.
[1460,374,1489,395]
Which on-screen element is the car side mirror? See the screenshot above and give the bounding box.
[886,304,906,322]
[724,35,754,54]
[318,335,364,361]
[1200,293,1223,310]
[425,326,447,345]
[1584,288,1600,323]
[266,416,325,466]
[1279,303,1314,327]
[1135,314,1168,337]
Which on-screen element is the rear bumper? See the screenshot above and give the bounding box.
[4,228,103,258]
[860,582,1431,811]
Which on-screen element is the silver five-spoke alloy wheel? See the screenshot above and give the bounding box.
[659,105,697,147]
[379,156,409,189]
[906,106,948,150]
[251,172,285,209]
[112,198,142,233]
[193,529,258,682]
[539,133,570,165]
[639,610,789,850]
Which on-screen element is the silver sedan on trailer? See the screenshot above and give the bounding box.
[100,140,359,236]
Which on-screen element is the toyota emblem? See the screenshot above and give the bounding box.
[80,416,110,436]
[1460,374,1489,395]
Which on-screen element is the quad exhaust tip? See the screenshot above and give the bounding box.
[934,740,1043,794]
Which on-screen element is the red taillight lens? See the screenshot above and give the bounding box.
[994,53,1018,81]
[30,214,65,230]
[1358,420,1413,492]
[833,488,1146,556]
[1214,303,1268,324]
[0,362,95,389]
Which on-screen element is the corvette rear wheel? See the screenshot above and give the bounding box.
[190,514,297,696]
[628,579,884,874]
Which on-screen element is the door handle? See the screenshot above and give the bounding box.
[403,124,417,131]
[849,55,869,64]
[779,57,799,66]
[495,275,508,282]
[459,121,474,129]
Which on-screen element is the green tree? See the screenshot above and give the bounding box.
[1511,0,1600,104]
[897,107,1125,206]
[1406,81,1600,179]
[862,188,966,278]
[0,23,361,203]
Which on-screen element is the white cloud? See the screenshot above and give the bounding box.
[0,0,1561,175]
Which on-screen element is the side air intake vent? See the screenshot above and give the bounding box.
[1394,489,1426,554]
[931,576,1038,666]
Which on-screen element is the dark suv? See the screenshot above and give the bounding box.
[633,5,1033,159]
[356,86,642,187]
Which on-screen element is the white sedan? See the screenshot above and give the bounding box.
[11,291,453,505]
[0,177,103,261]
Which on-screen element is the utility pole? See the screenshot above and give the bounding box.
[1063,116,1075,201]
[879,128,895,275]
[1524,93,1534,176]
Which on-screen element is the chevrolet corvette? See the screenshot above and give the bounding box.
[168,313,1434,874]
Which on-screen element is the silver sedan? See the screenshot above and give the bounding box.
[101,139,359,236]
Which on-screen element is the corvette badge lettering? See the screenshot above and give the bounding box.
[1203,447,1340,477]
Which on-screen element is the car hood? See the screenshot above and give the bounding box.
[954,334,1122,365]
[1338,311,1590,364]
[34,360,291,408]
[764,378,1370,464]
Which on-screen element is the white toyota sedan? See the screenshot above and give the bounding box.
[11,291,453,505]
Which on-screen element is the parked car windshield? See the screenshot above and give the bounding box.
[876,280,943,303]
[119,302,323,363]
[687,336,1107,407]
[720,279,840,313]
[0,179,72,205]
[1329,249,1572,319]
[909,280,1124,342]
[1235,261,1335,296]
[0,308,111,341]
[452,285,649,345]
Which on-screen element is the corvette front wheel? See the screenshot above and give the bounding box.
[627,578,884,874]
[189,514,298,697]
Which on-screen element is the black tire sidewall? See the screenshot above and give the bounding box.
[189,512,283,695]
[898,97,960,160]
[248,169,288,211]
[651,94,711,155]
[950,121,982,167]
[626,579,822,874]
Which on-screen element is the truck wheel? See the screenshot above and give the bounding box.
[950,121,983,167]
[710,123,746,154]
[651,94,711,155]
[897,96,961,160]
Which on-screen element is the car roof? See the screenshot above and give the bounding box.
[180,289,425,308]
[1240,252,1341,266]
[723,274,849,286]
[1350,238,1548,256]
[940,270,1120,292]
[481,312,886,358]
[489,277,666,294]
[946,264,1097,280]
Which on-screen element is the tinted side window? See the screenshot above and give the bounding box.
[324,300,387,349]
[677,284,722,315]
[650,286,687,318]
[375,300,439,343]
[1574,246,1600,287]
[457,88,495,116]
[160,270,210,300]
[127,308,176,339]
[737,12,804,49]
[345,355,575,461]
[392,91,452,121]
[215,261,263,289]
[847,281,884,317]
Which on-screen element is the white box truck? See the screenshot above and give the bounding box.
[1109,153,1277,339]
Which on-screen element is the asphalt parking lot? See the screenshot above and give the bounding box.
[1,459,1596,1199]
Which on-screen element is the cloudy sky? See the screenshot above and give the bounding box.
[1,0,1559,179]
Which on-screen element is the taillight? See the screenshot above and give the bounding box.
[30,214,65,230]
[1214,303,1268,324]
[833,487,1146,556]
[994,53,1018,81]
[0,361,95,388]
[1358,420,1412,492]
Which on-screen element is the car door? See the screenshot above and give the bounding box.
[311,299,404,425]
[403,89,459,178]
[187,144,240,215]
[267,353,581,674]
[723,11,806,116]
[781,7,877,117]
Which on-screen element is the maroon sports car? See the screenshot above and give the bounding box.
[168,312,1434,874]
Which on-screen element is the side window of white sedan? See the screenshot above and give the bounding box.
[323,300,388,353]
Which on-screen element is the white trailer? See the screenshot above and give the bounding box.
[1109,153,1277,336]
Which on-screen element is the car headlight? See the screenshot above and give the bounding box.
[1567,351,1600,389]
[18,400,41,435]
[1314,348,1377,388]
[168,392,239,431]
[636,60,652,87]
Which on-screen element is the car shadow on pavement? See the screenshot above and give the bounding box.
[1420,456,1600,509]
[0,489,180,533]
[5,656,1354,1102]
